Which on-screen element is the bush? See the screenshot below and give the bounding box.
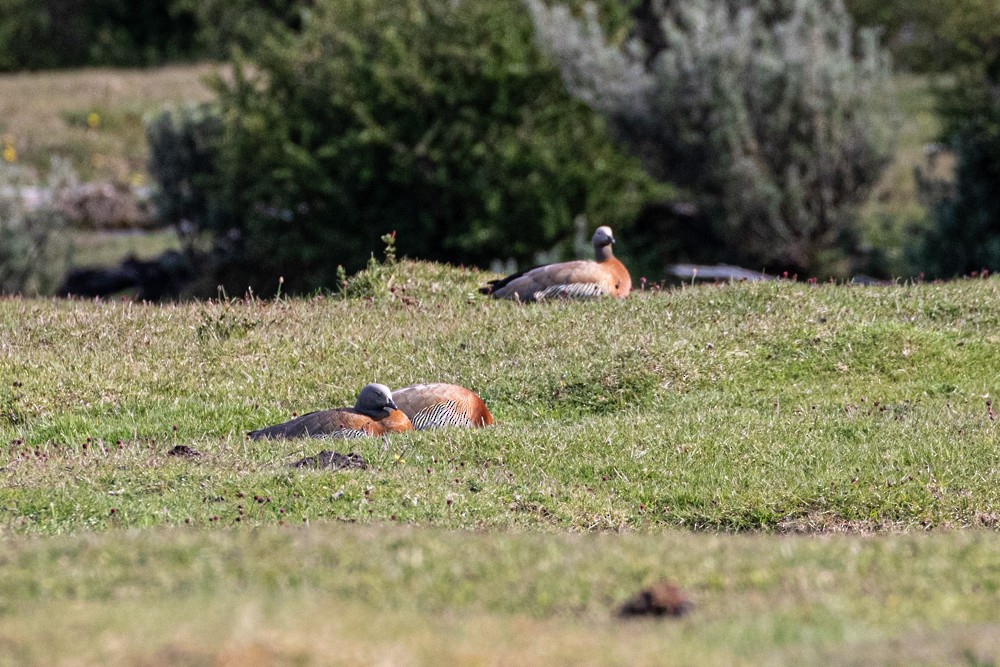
[0,0,316,71]
[914,126,1000,279]
[172,0,313,60]
[0,0,52,71]
[196,0,661,295]
[529,0,898,277]
[912,2,1000,278]
[145,103,231,241]
[0,0,202,71]
[0,159,74,295]
[842,1,955,72]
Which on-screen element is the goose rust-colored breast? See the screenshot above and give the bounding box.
[249,407,413,440]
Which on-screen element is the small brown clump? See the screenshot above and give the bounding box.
[167,445,202,458]
[617,580,691,618]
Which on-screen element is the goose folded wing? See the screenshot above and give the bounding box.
[249,409,375,440]
[504,261,616,301]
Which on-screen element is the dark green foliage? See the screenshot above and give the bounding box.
[0,0,48,71]
[172,0,312,59]
[844,0,1000,72]
[914,112,1000,278]
[145,104,232,242]
[912,2,1000,277]
[843,0,1000,74]
[0,0,314,71]
[0,0,201,71]
[842,1,954,72]
[203,0,660,296]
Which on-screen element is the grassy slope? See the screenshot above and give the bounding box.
[1,263,999,663]
[3,262,999,533]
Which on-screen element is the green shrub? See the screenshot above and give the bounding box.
[0,159,74,295]
[0,0,315,71]
[199,0,661,296]
[145,103,231,241]
[842,1,954,72]
[529,0,897,277]
[914,126,1000,279]
[0,0,202,71]
[912,2,1000,278]
[172,0,312,60]
[0,0,53,71]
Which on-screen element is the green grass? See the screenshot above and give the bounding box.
[3,264,999,534]
[1,263,1000,661]
[2,526,998,665]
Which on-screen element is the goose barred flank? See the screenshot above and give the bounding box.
[393,383,494,429]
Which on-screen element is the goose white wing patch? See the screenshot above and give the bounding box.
[534,282,608,301]
[318,428,371,440]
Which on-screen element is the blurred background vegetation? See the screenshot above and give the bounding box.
[0,0,998,296]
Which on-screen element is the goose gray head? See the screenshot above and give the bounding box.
[592,226,615,248]
[355,383,398,418]
[592,226,616,260]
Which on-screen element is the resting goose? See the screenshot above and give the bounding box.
[249,383,412,440]
[479,226,631,302]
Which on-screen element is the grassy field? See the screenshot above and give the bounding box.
[0,66,212,270]
[3,527,998,665]
[0,65,216,184]
[2,263,999,663]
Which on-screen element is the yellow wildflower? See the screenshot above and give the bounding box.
[2,145,15,163]
[87,112,101,129]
